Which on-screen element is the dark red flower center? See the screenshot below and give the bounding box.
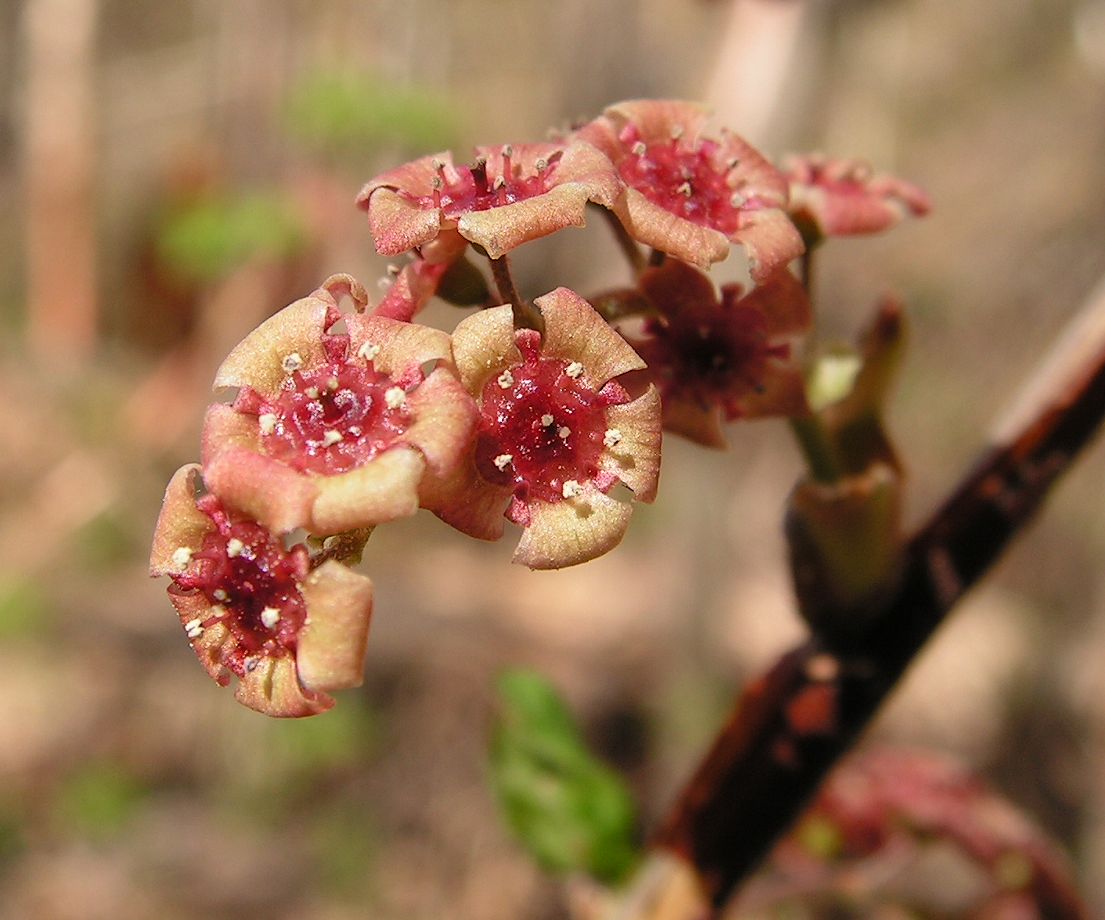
[474,330,624,504]
[235,353,413,475]
[435,149,560,217]
[171,496,308,677]
[616,125,743,235]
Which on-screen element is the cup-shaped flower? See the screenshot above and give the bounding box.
[575,100,804,281]
[784,154,931,242]
[150,464,373,717]
[202,274,477,536]
[624,260,810,447]
[424,289,662,569]
[357,141,621,259]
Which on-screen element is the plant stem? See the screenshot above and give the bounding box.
[488,253,541,330]
[788,414,839,483]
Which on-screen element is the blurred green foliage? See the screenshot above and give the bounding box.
[0,577,50,639]
[489,669,639,885]
[54,760,147,840]
[284,71,458,157]
[155,193,307,284]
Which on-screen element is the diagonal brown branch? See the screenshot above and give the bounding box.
[647,276,1105,918]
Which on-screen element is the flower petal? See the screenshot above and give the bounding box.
[362,187,445,256]
[150,464,211,575]
[458,184,589,259]
[605,99,710,146]
[421,454,511,541]
[640,260,719,320]
[201,402,260,463]
[737,269,811,338]
[203,448,317,534]
[356,152,455,201]
[600,385,662,501]
[512,484,633,570]
[235,654,333,718]
[536,287,645,388]
[167,588,232,684]
[663,399,727,448]
[403,368,478,477]
[614,188,730,268]
[739,361,809,419]
[345,313,453,378]
[309,445,424,534]
[736,207,805,284]
[296,560,374,693]
[213,290,332,395]
[451,304,522,395]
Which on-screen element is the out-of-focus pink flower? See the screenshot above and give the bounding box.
[150,465,373,717]
[202,274,476,535]
[356,141,621,259]
[784,154,931,240]
[424,289,661,569]
[624,260,810,447]
[576,100,804,281]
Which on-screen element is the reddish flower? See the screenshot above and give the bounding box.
[784,154,931,241]
[373,229,473,322]
[576,100,804,281]
[356,141,621,259]
[624,260,810,447]
[424,289,661,569]
[202,274,476,535]
[150,464,373,717]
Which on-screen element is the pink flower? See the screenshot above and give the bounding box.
[424,289,662,569]
[202,274,477,535]
[784,154,931,240]
[356,141,621,259]
[575,100,804,281]
[150,464,373,717]
[623,260,810,447]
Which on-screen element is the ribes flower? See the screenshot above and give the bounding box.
[424,289,661,569]
[150,464,373,717]
[575,100,804,281]
[784,154,931,241]
[356,141,621,259]
[624,260,810,447]
[202,274,476,535]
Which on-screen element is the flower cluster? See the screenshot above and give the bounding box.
[151,99,928,717]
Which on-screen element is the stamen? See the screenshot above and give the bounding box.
[386,263,401,277]
[669,124,684,142]
[534,157,548,172]
[498,370,515,389]
[384,386,407,410]
[322,429,344,447]
[562,479,583,499]
[327,377,339,391]
[729,192,746,208]
[282,352,304,374]
[565,361,583,379]
[677,181,692,197]
[603,428,623,448]
[493,453,513,471]
[557,426,571,439]
[358,341,380,362]
[171,547,193,571]
[213,588,229,602]
[185,618,204,639]
[305,386,320,399]
[632,141,647,157]
[225,538,245,558]
[541,413,554,427]
[258,412,277,436]
[727,156,741,171]
[431,175,443,208]
[260,606,281,629]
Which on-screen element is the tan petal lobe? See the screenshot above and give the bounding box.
[346,313,453,377]
[513,485,633,570]
[600,386,662,501]
[735,207,805,284]
[213,294,330,395]
[296,560,374,693]
[605,100,709,145]
[421,455,511,541]
[201,403,260,465]
[741,269,812,338]
[167,589,232,684]
[356,152,455,202]
[458,184,588,259]
[403,368,478,477]
[536,287,644,387]
[615,189,730,268]
[451,304,522,395]
[363,188,445,256]
[150,464,211,575]
[235,655,333,718]
[309,446,424,534]
[203,448,317,534]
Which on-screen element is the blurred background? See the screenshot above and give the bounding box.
[2,0,1105,916]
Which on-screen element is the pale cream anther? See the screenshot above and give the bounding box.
[260,606,281,629]
[729,192,746,208]
[327,377,339,391]
[385,386,407,409]
[557,426,571,439]
[358,341,380,362]
[184,617,204,639]
[565,361,583,379]
[322,429,344,447]
[562,479,583,499]
[282,352,304,374]
[677,181,692,197]
[493,453,513,471]
[305,386,320,399]
[498,370,515,389]
[225,538,245,558]
[258,413,278,436]
[212,588,228,602]
[632,141,647,157]
[541,413,554,427]
[603,428,623,448]
[171,547,193,571]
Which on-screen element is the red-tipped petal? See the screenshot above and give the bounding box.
[512,485,633,570]
[296,560,374,693]
[537,287,645,388]
[614,188,730,268]
[736,207,805,284]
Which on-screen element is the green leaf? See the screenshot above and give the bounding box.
[489,669,639,884]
